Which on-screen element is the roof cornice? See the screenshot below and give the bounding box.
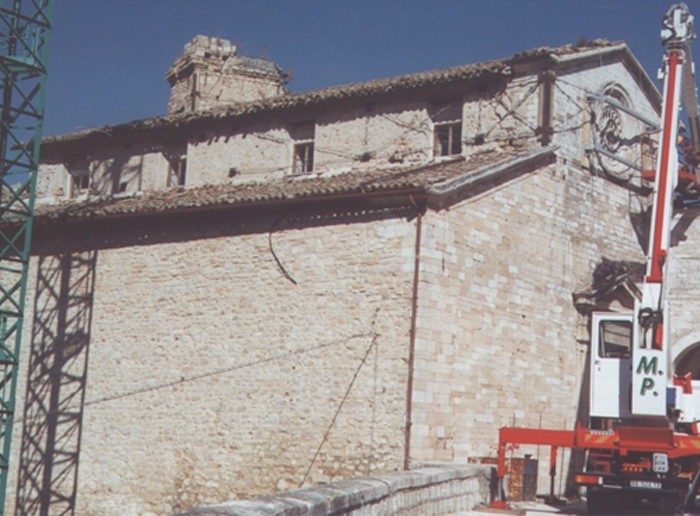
[427,145,558,209]
[31,146,552,224]
[552,42,661,111]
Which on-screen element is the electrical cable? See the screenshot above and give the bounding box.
[298,310,379,487]
[268,211,298,285]
[13,331,376,425]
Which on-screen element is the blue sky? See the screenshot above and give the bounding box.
[42,0,700,136]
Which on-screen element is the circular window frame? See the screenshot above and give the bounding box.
[591,83,640,181]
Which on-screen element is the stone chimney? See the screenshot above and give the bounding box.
[165,35,288,115]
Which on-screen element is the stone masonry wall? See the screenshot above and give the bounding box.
[166,36,286,115]
[186,78,536,189]
[37,55,659,209]
[22,48,663,511]
[552,60,658,173]
[37,144,184,200]
[39,73,536,197]
[188,72,286,113]
[185,98,439,188]
[36,162,69,199]
[409,161,645,493]
[5,206,417,514]
[668,207,700,363]
[313,99,432,174]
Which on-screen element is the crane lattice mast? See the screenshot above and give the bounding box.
[0,0,53,511]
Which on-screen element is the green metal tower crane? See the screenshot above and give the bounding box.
[0,0,53,511]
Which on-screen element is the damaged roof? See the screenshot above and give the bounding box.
[34,146,556,223]
[41,40,654,154]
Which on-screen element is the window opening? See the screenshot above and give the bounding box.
[434,122,462,157]
[70,170,90,197]
[290,121,315,174]
[599,319,632,358]
[293,142,314,174]
[599,89,626,154]
[168,156,187,186]
[430,100,462,158]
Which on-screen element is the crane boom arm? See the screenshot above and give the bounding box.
[663,3,700,161]
[681,44,700,153]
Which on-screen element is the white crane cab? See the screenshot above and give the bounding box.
[590,312,633,420]
[590,308,673,422]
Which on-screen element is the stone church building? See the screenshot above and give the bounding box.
[4,35,690,514]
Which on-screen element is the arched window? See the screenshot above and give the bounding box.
[675,343,700,378]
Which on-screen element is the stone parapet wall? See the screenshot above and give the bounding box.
[186,465,490,515]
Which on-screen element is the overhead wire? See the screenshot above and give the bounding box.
[197,77,588,180]
[13,331,377,426]
[299,309,380,487]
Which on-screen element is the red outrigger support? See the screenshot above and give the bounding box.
[489,425,700,508]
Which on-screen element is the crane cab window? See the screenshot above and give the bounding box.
[599,320,632,358]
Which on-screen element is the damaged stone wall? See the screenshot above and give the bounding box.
[37,71,539,198]
[36,162,69,199]
[165,35,288,115]
[185,78,541,187]
[404,58,657,493]
[185,121,291,186]
[313,99,432,172]
[552,59,657,177]
[20,42,664,511]
[37,143,186,201]
[463,76,541,148]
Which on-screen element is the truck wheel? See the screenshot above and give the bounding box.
[587,487,605,514]
[587,487,621,514]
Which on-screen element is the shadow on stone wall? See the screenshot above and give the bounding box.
[15,252,97,515]
[565,346,590,498]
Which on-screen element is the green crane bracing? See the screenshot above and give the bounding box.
[0,0,53,511]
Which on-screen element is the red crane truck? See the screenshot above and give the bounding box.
[491,4,700,513]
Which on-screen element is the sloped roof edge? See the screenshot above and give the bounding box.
[551,42,661,110]
[33,146,554,223]
[428,145,557,196]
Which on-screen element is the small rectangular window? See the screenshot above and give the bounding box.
[290,121,315,175]
[168,156,187,187]
[70,170,90,197]
[434,122,462,157]
[599,320,632,358]
[293,142,314,174]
